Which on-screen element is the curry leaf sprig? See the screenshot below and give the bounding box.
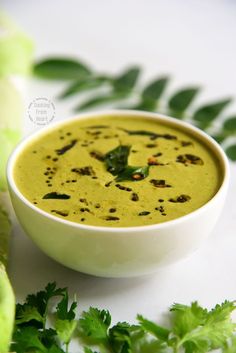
[34,57,236,161]
[11,282,236,353]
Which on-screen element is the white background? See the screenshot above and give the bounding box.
[1,0,236,348]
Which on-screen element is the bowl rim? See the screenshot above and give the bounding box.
[7,109,230,233]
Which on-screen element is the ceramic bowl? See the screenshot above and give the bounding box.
[7,110,230,277]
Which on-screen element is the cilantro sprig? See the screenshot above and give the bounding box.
[10,282,236,353]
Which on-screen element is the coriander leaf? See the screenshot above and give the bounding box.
[170,302,207,338]
[142,77,169,102]
[223,116,236,132]
[225,145,236,161]
[223,336,236,353]
[11,326,47,353]
[193,99,232,129]
[55,319,77,345]
[113,66,141,93]
[40,328,58,349]
[105,145,131,175]
[24,282,66,318]
[58,76,110,99]
[84,347,99,353]
[133,339,168,353]
[137,314,170,342]
[34,57,91,80]
[15,305,44,325]
[48,345,66,353]
[79,307,111,342]
[175,301,236,352]
[74,92,129,111]
[109,322,141,353]
[115,166,149,182]
[168,87,200,115]
[56,291,77,321]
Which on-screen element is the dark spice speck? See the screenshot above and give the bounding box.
[138,211,150,216]
[131,193,139,201]
[109,208,117,213]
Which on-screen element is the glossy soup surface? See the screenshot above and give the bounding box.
[14,116,222,227]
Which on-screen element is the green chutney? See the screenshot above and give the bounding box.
[14,115,222,227]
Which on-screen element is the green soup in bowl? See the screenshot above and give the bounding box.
[7,110,229,277]
[13,114,221,227]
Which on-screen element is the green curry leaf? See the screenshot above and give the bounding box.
[74,92,129,111]
[113,66,141,93]
[223,116,236,132]
[58,76,110,99]
[115,165,150,182]
[168,87,200,115]
[225,145,236,161]
[193,99,232,129]
[142,77,169,102]
[104,145,131,175]
[34,58,91,80]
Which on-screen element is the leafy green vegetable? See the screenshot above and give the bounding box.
[115,165,150,182]
[74,91,129,111]
[79,307,111,343]
[223,116,236,132]
[104,145,150,181]
[55,291,77,347]
[42,192,71,200]
[0,206,15,353]
[11,283,236,353]
[168,87,200,117]
[0,263,15,353]
[58,76,110,99]
[104,145,131,175]
[8,283,236,353]
[0,12,33,77]
[225,145,236,161]
[34,55,236,160]
[137,315,170,341]
[142,77,169,102]
[34,58,91,80]
[113,66,141,93]
[193,99,232,129]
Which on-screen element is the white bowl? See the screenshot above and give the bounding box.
[7,110,230,277]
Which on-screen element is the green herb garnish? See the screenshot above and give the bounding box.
[104,145,150,181]
[9,282,236,353]
[43,192,71,200]
[115,165,150,182]
[104,145,131,175]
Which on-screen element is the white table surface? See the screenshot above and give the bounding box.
[2,0,236,340]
